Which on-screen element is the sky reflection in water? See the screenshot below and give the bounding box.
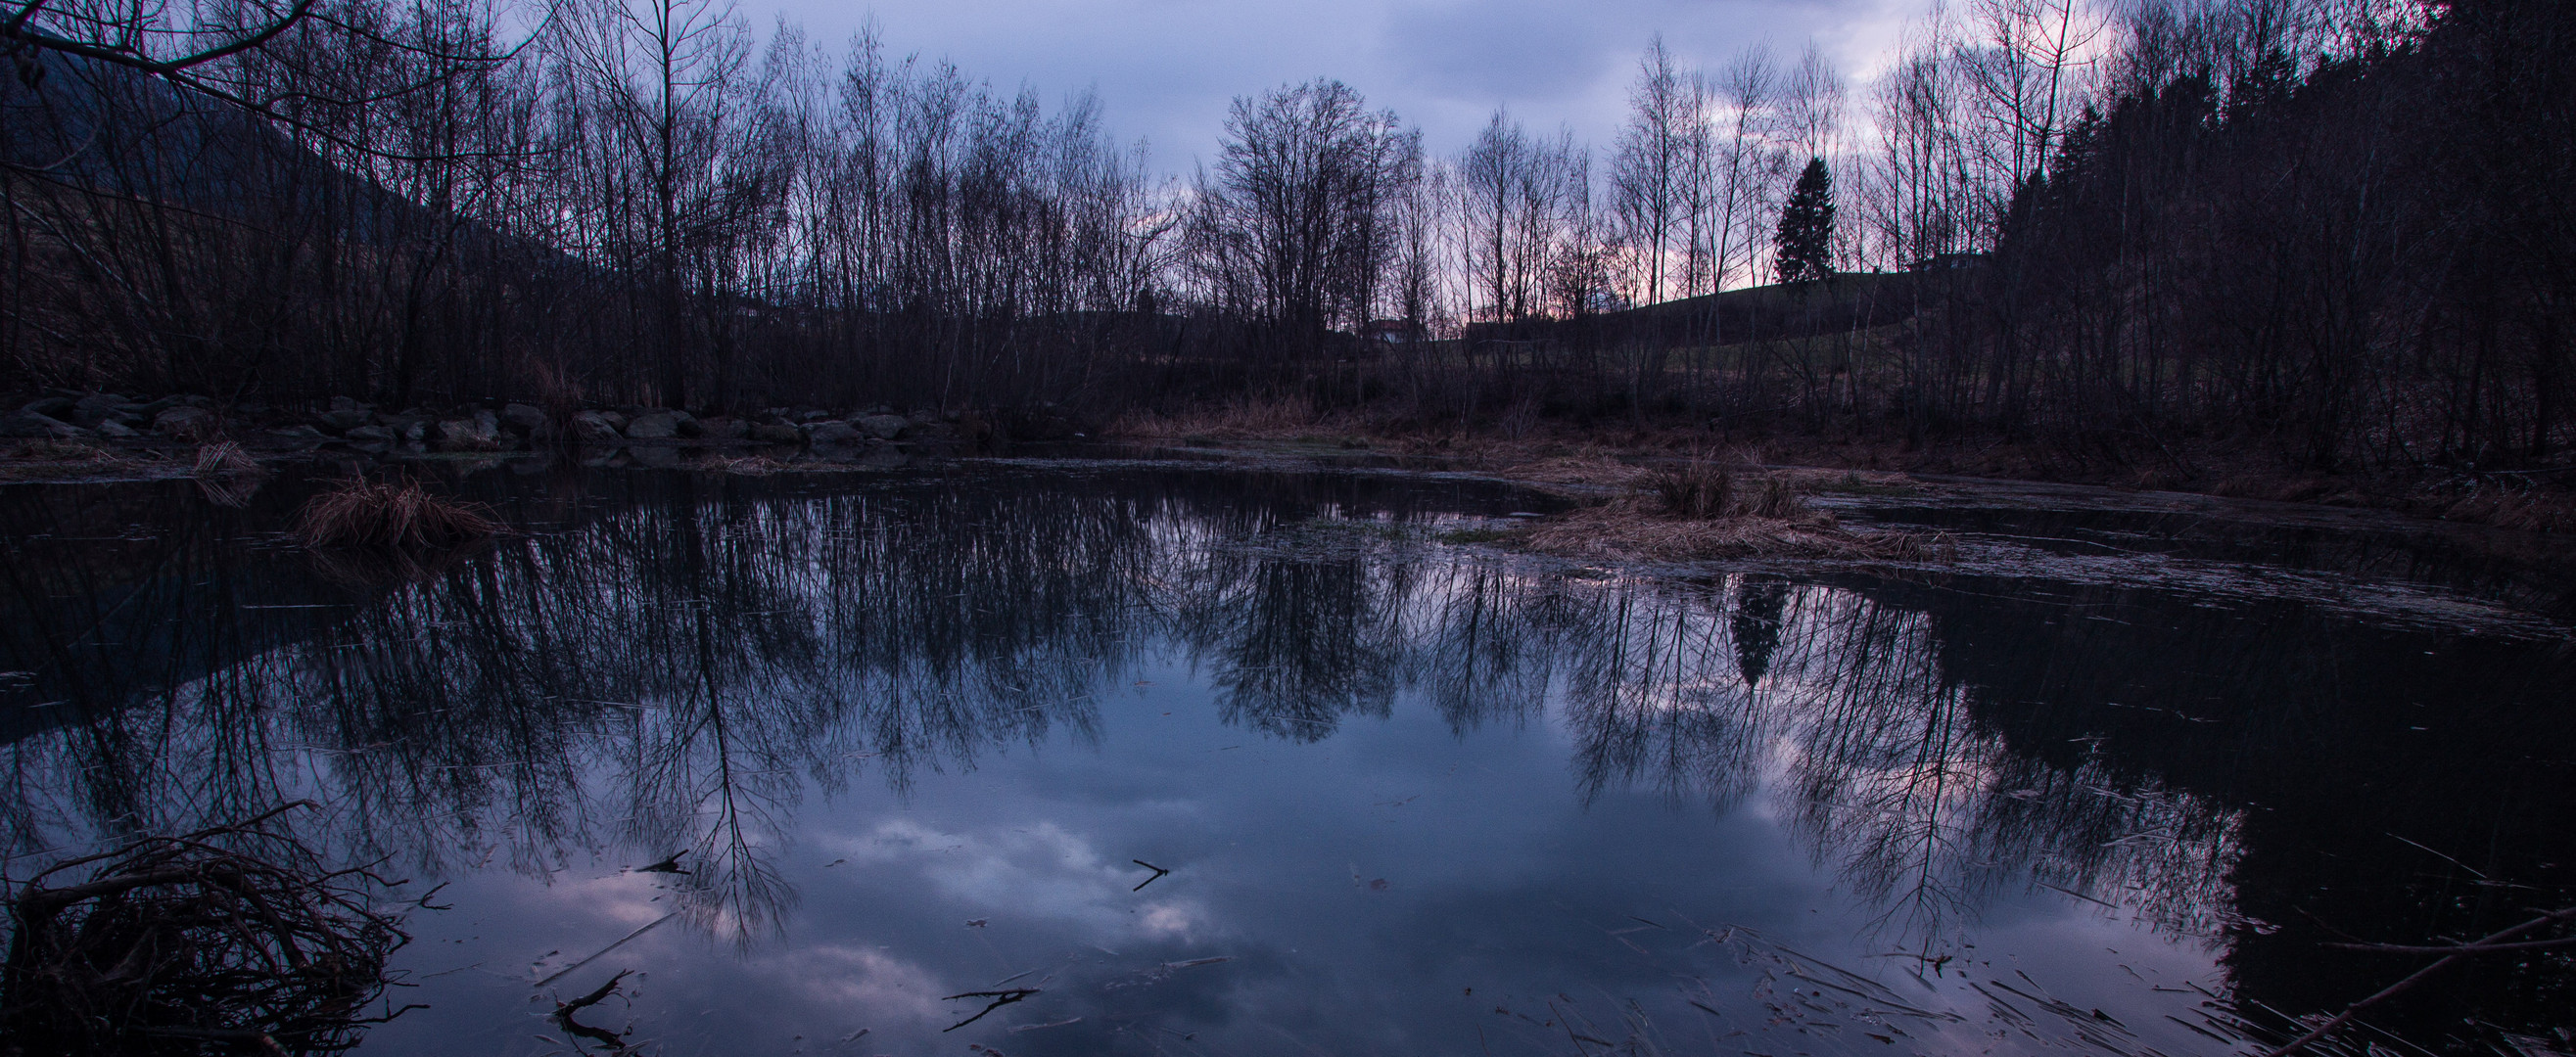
[2,465,2569,1056]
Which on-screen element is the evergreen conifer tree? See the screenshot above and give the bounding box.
[1774,157,1836,283]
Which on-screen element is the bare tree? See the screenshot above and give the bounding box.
[1613,34,1692,306]
[1705,46,1789,294]
[1460,109,1581,329]
[1188,77,1414,366]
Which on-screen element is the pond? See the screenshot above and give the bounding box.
[2,458,2571,1056]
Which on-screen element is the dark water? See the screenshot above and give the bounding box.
[2,461,2571,1057]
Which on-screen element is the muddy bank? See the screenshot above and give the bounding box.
[1103,404,2576,533]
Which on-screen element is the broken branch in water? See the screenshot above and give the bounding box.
[1130,859,1170,892]
[551,970,635,1053]
[942,988,1040,1032]
[533,912,677,988]
[634,850,689,874]
[2262,905,2576,1057]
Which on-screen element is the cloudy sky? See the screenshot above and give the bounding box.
[740,0,1927,175]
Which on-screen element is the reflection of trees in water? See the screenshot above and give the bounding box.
[1174,552,1401,741]
[1523,572,2238,948]
[1,479,1163,939]
[1557,580,1767,813]
[1165,530,2237,948]
[1,477,2237,951]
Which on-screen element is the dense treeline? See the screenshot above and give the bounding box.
[1897,0,2576,475]
[1,0,2568,483]
[2,0,1166,411]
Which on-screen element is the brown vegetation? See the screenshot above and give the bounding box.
[1498,454,1945,563]
[288,477,502,550]
[189,440,269,507]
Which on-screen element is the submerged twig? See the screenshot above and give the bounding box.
[533,913,677,988]
[551,970,635,1053]
[941,988,1039,1032]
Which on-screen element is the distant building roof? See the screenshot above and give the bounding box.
[1358,319,1415,342]
[1906,252,1988,271]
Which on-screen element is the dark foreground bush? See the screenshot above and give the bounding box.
[0,804,412,1056]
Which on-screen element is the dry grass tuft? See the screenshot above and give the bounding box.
[192,439,260,480]
[1513,497,1937,562]
[1499,453,1648,489]
[290,477,502,549]
[1646,452,1817,522]
[1649,458,1733,518]
[191,440,268,507]
[690,453,798,475]
[1504,453,1947,563]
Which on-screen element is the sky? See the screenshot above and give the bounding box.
[735,0,1928,176]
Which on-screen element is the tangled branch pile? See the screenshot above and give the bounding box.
[0,804,412,1056]
[288,477,501,550]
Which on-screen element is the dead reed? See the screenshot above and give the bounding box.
[0,804,413,1055]
[688,452,803,476]
[191,440,268,507]
[191,439,259,480]
[288,477,502,550]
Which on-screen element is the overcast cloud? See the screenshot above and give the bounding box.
[738,0,1926,174]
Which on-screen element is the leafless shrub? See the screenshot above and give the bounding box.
[288,478,502,550]
[0,804,415,1056]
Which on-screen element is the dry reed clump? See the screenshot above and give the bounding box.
[1645,453,1822,523]
[289,477,502,550]
[1514,497,1935,562]
[1507,454,1948,563]
[191,439,269,507]
[1492,453,1648,490]
[0,804,412,1055]
[689,452,806,476]
[192,439,261,480]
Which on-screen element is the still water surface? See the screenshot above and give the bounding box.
[2,461,2570,1056]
